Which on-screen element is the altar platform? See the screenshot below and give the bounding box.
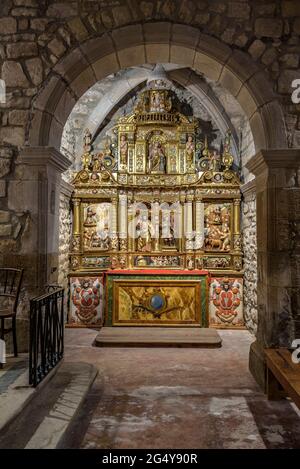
[94,327,222,348]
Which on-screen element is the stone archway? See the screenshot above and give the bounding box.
[27,23,287,151]
[17,22,300,391]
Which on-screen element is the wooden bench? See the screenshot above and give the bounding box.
[265,348,300,410]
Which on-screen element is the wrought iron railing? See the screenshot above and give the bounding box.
[29,287,64,387]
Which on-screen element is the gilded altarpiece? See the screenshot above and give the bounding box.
[68,80,244,328]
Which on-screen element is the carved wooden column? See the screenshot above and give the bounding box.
[185,191,194,251]
[194,197,204,250]
[246,149,300,390]
[70,198,81,271]
[152,200,160,252]
[128,195,135,253]
[232,197,242,271]
[110,197,118,251]
[179,191,185,252]
[118,192,128,251]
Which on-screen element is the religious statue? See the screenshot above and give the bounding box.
[119,134,128,167]
[150,91,164,112]
[148,141,166,173]
[220,223,231,251]
[185,135,194,164]
[91,226,110,250]
[83,129,92,154]
[209,149,221,171]
[84,206,97,226]
[136,213,154,252]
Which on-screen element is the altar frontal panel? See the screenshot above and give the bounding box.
[106,274,207,327]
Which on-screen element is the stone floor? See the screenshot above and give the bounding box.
[58,328,300,449]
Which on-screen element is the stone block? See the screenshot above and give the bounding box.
[6,42,37,58]
[54,48,89,85]
[248,39,266,60]
[218,67,243,97]
[11,7,37,16]
[112,24,144,49]
[13,0,38,5]
[171,24,200,48]
[170,45,196,67]
[55,88,77,127]
[112,5,132,27]
[194,51,223,81]
[30,18,49,31]
[139,0,154,19]
[33,75,67,115]
[282,0,300,17]
[2,61,29,88]
[249,111,267,151]
[279,53,299,68]
[46,2,77,17]
[80,34,115,64]
[145,44,170,64]
[8,109,28,125]
[143,22,172,44]
[0,211,10,223]
[278,69,300,94]
[118,45,146,69]
[68,17,89,41]
[70,66,96,99]
[25,57,43,86]
[293,18,300,34]
[0,127,25,147]
[228,2,250,18]
[227,49,260,84]
[0,181,6,197]
[48,38,66,58]
[0,224,12,236]
[92,53,119,81]
[261,47,277,66]
[255,18,283,38]
[0,17,17,34]
[198,33,232,64]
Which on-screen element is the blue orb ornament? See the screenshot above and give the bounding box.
[150,294,164,310]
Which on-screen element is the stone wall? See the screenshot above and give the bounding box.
[242,181,257,334]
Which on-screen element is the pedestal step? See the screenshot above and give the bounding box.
[94,327,222,348]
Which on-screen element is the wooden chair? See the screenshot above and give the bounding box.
[0,268,24,362]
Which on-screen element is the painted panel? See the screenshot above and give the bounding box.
[69,276,104,327]
[209,277,244,327]
[106,274,207,327]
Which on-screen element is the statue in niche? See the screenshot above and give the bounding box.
[119,134,128,167]
[210,149,221,171]
[148,141,166,173]
[204,205,231,252]
[150,91,164,112]
[185,135,194,164]
[84,206,97,226]
[136,212,154,252]
[161,211,177,249]
[83,129,92,154]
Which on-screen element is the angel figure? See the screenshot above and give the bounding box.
[119,134,128,166]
